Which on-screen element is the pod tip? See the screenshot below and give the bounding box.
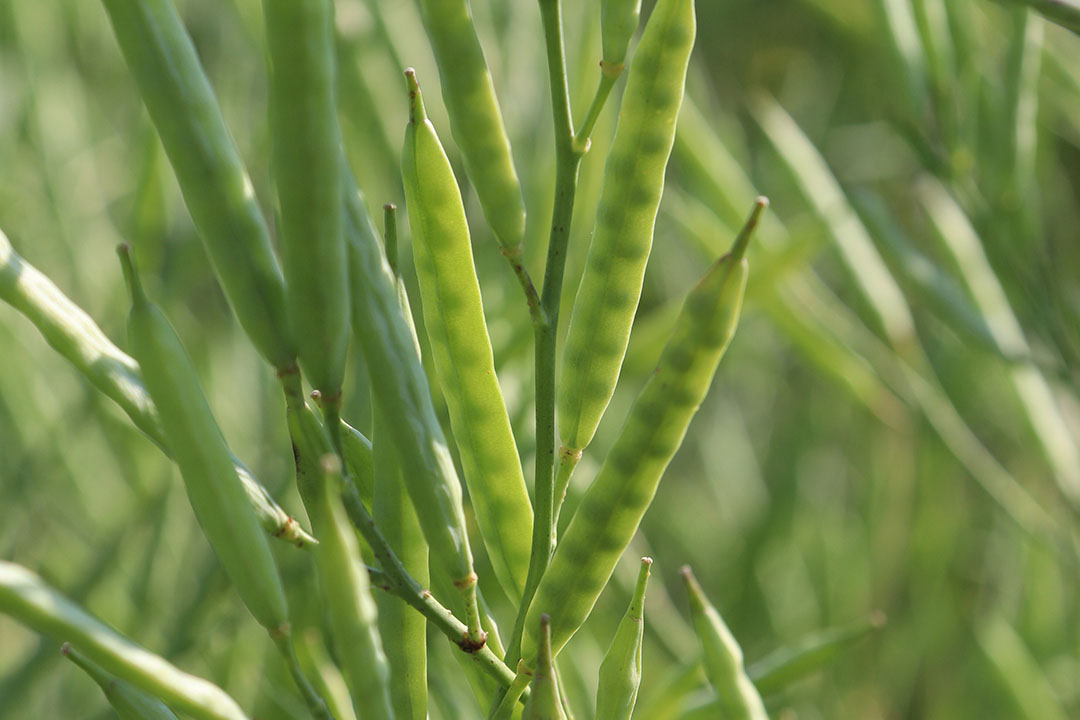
[116,243,146,306]
[728,197,769,263]
[60,642,72,656]
[404,68,426,123]
[641,556,654,566]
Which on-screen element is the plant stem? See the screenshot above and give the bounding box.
[364,564,527,700]
[507,0,584,674]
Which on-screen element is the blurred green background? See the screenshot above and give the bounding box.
[1,0,1079,717]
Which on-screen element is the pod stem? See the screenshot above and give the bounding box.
[365,562,528,702]
[573,72,618,152]
[460,577,489,650]
[273,634,335,720]
[727,197,769,265]
[500,243,548,329]
[116,243,147,307]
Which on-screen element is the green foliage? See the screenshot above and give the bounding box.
[1,0,1078,718]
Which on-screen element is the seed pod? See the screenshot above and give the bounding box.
[401,68,533,601]
[416,0,525,249]
[523,199,763,666]
[602,0,643,75]
[118,245,289,637]
[0,213,310,551]
[559,0,696,460]
[0,563,247,720]
[100,0,294,372]
[263,0,348,408]
[342,168,483,646]
[595,558,652,720]
[62,643,180,720]
[681,566,767,720]
[373,204,429,720]
[313,454,395,720]
[523,615,566,720]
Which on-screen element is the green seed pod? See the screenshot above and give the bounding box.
[681,566,767,720]
[0,563,247,720]
[100,0,294,372]
[62,643,180,720]
[559,0,696,458]
[416,0,525,249]
[523,615,566,720]
[314,454,396,720]
[601,0,643,75]
[374,204,429,720]
[118,245,289,637]
[263,0,348,405]
[523,199,763,667]
[401,68,534,601]
[295,631,360,720]
[595,558,652,720]
[0,231,314,548]
[342,168,483,646]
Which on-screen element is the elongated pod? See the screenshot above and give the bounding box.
[558,0,696,459]
[523,200,764,666]
[595,558,652,720]
[417,0,525,249]
[374,205,430,720]
[0,563,247,720]
[401,69,533,601]
[118,246,289,637]
[100,0,294,372]
[316,455,396,720]
[62,643,180,720]
[342,169,484,646]
[263,0,348,413]
[682,567,767,720]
